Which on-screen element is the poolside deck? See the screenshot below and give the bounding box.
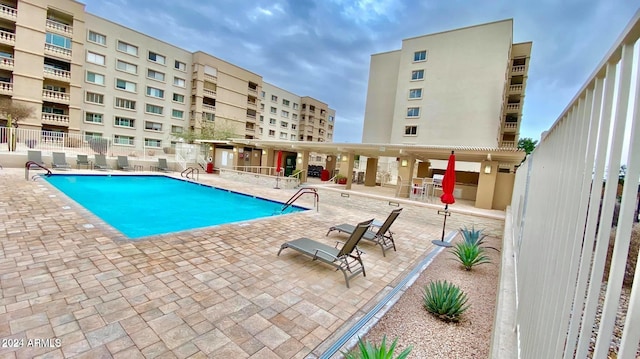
[0,168,504,358]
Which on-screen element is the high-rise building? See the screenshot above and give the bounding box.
[0,0,335,155]
[362,19,531,148]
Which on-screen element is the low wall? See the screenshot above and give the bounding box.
[219,168,300,189]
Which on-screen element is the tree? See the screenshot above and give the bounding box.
[0,98,36,151]
[172,119,240,143]
[517,137,538,156]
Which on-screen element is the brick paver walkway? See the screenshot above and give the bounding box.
[0,168,503,358]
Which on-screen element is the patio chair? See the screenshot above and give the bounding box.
[117,156,131,171]
[76,154,91,169]
[278,218,373,288]
[51,152,71,170]
[326,208,403,257]
[93,154,111,170]
[156,158,170,172]
[27,150,44,169]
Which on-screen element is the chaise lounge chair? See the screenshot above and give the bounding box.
[326,208,403,257]
[117,156,131,171]
[278,218,373,288]
[93,154,111,170]
[27,150,45,169]
[76,154,91,169]
[51,152,71,170]
[155,158,170,172]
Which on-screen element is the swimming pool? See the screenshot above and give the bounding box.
[45,174,306,239]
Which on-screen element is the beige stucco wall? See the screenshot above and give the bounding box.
[261,82,301,141]
[361,50,400,143]
[492,172,515,210]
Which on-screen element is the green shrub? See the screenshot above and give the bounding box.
[422,280,469,322]
[459,225,486,246]
[343,336,412,359]
[451,241,491,271]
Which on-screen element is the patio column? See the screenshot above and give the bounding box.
[325,155,336,177]
[233,146,244,170]
[417,161,430,178]
[364,157,378,186]
[476,160,498,209]
[396,155,415,198]
[299,150,309,183]
[262,149,275,175]
[345,153,355,190]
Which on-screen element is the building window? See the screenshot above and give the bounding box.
[269,118,276,125]
[117,41,138,56]
[86,51,105,65]
[260,91,265,99]
[172,93,185,103]
[115,116,135,128]
[291,134,296,141]
[85,91,104,104]
[84,131,102,141]
[46,33,71,49]
[114,135,135,145]
[145,104,163,115]
[116,60,137,74]
[171,125,183,133]
[409,88,422,99]
[144,121,162,131]
[413,50,427,62]
[85,112,103,124]
[281,110,289,118]
[328,115,334,122]
[268,130,275,136]
[116,79,137,92]
[146,86,164,98]
[270,107,277,114]
[86,71,105,85]
[147,69,165,82]
[259,115,264,122]
[291,124,297,130]
[407,107,420,117]
[87,31,106,45]
[280,121,288,128]
[145,138,162,147]
[282,99,290,106]
[271,95,277,102]
[411,70,424,81]
[202,112,215,122]
[114,97,136,110]
[404,126,418,136]
[173,77,185,87]
[292,114,298,120]
[293,103,299,110]
[174,60,186,71]
[279,132,288,139]
[148,51,166,65]
[171,109,184,119]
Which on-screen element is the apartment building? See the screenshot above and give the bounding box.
[362,19,531,148]
[0,0,335,155]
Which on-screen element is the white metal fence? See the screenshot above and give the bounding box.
[507,9,640,359]
[0,127,176,161]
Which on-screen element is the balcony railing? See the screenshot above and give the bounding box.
[0,29,15,44]
[506,103,520,110]
[247,101,257,108]
[511,65,525,73]
[202,104,216,112]
[509,84,523,92]
[0,4,17,20]
[43,67,71,80]
[44,43,72,58]
[204,73,216,82]
[203,88,216,97]
[0,80,12,94]
[42,89,70,103]
[246,113,256,119]
[46,19,73,35]
[499,140,515,148]
[248,86,257,94]
[503,122,518,130]
[42,113,70,125]
[0,56,13,69]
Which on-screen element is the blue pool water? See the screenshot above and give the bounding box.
[45,175,306,239]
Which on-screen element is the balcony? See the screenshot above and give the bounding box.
[503,122,518,131]
[511,65,525,73]
[506,103,520,111]
[0,80,12,94]
[246,113,256,120]
[42,113,69,125]
[500,140,516,148]
[509,84,523,93]
[44,44,72,59]
[0,4,17,21]
[43,66,71,81]
[203,88,216,97]
[0,29,15,45]
[204,73,216,82]
[42,89,70,103]
[247,100,257,109]
[202,104,216,112]
[0,56,13,70]
[46,19,73,35]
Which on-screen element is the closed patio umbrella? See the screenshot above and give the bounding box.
[275,150,283,189]
[433,151,456,247]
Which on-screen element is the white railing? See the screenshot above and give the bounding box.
[41,113,69,124]
[44,43,72,58]
[202,104,216,112]
[509,84,523,92]
[0,80,12,94]
[506,103,520,110]
[42,89,70,102]
[503,122,518,130]
[204,73,216,82]
[501,9,640,359]
[0,56,13,69]
[0,29,15,44]
[511,65,525,73]
[46,19,73,35]
[203,88,216,97]
[44,66,71,80]
[0,4,17,19]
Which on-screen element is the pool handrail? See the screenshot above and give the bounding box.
[282,187,319,212]
[25,161,52,180]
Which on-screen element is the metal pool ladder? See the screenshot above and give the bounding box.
[25,161,52,180]
[181,167,199,181]
[281,187,319,212]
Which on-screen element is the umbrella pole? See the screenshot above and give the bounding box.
[432,204,452,247]
[441,204,448,241]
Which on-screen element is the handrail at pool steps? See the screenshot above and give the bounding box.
[25,161,52,180]
[281,187,319,212]
[180,167,199,181]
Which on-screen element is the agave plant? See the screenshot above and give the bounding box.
[422,280,469,322]
[451,241,491,271]
[459,225,487,246]
[343,335,412,359]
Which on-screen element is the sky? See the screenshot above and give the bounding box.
[80,0,638,144]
